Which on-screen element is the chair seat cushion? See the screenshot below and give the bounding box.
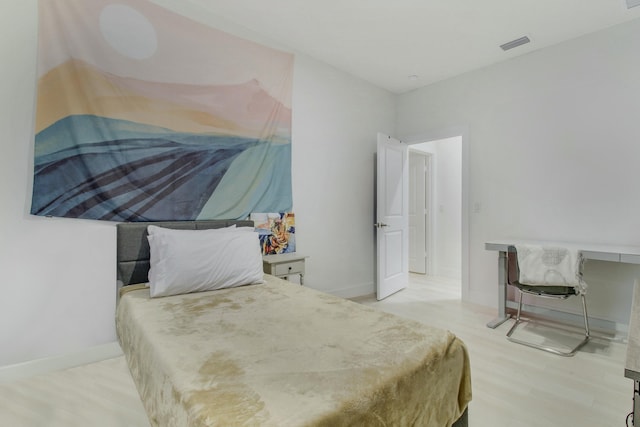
[512,281,577,296]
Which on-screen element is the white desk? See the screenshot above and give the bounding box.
[485,239,640,328]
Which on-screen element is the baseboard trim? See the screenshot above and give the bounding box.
[0,342,123,384]
[326,281,375,299]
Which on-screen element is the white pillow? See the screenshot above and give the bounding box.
[147,226,264,298]
[148,225,240,287]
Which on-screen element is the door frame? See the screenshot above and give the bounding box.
[403,126,469,301]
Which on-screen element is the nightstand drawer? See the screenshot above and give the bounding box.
[262,254,308,285]
[273,261,305,276]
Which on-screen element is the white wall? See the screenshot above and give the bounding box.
[397,18,640,326]
[412,137,462,279]
[0,0,395,367]
[292,56,396,297]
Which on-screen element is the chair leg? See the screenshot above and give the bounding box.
[506,290,524,337]
[565,293,590,356]
[506,291,590,357]
[581,293,590,339]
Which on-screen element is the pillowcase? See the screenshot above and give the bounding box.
[147,225,264,298]
[148,225,240,287]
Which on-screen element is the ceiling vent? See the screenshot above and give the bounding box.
[627,0,640,9]
[500,36,531,51]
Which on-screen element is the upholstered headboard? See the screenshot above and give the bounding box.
[116,220,254,287]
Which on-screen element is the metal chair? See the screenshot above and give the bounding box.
[505,248,590,357]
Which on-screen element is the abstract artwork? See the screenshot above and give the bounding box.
[250,212,296,255]
[31,0,293,221]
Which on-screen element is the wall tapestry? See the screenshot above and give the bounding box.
[250,212,296,255]
[31,0,293,221]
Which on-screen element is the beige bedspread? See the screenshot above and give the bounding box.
[116,275,471,426]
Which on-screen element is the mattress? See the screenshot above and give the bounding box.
[117,275,471,426]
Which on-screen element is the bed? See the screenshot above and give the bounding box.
[116,220,471,426]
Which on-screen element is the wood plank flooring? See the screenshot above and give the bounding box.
[0,356,149,426]
[355,274,633,427]
[0,274,633,426]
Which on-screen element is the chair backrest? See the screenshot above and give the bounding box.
[507,248,519,285]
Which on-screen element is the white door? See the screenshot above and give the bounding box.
[376,133,408,300]
[409,152,429,274]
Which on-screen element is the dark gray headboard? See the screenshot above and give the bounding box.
[116,220,254,286]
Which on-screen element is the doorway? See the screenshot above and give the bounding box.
[408,151,431,274]
[409,136,462,282]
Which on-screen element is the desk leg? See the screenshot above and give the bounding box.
[486,250,511,328]
[634,380,640,426]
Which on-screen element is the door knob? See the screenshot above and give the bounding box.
[374,222,388,228]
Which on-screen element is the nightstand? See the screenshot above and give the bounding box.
[262,253,308,285]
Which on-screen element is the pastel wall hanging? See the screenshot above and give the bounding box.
[31,0,293,221]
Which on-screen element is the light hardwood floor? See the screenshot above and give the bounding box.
[355,274,633,427]
[0,274,633,426]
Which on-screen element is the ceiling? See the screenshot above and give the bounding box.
[186,0,640,93]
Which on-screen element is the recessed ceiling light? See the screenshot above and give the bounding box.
[408,75,419,81]
[500,36,531,51]
[626,0,640,9]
